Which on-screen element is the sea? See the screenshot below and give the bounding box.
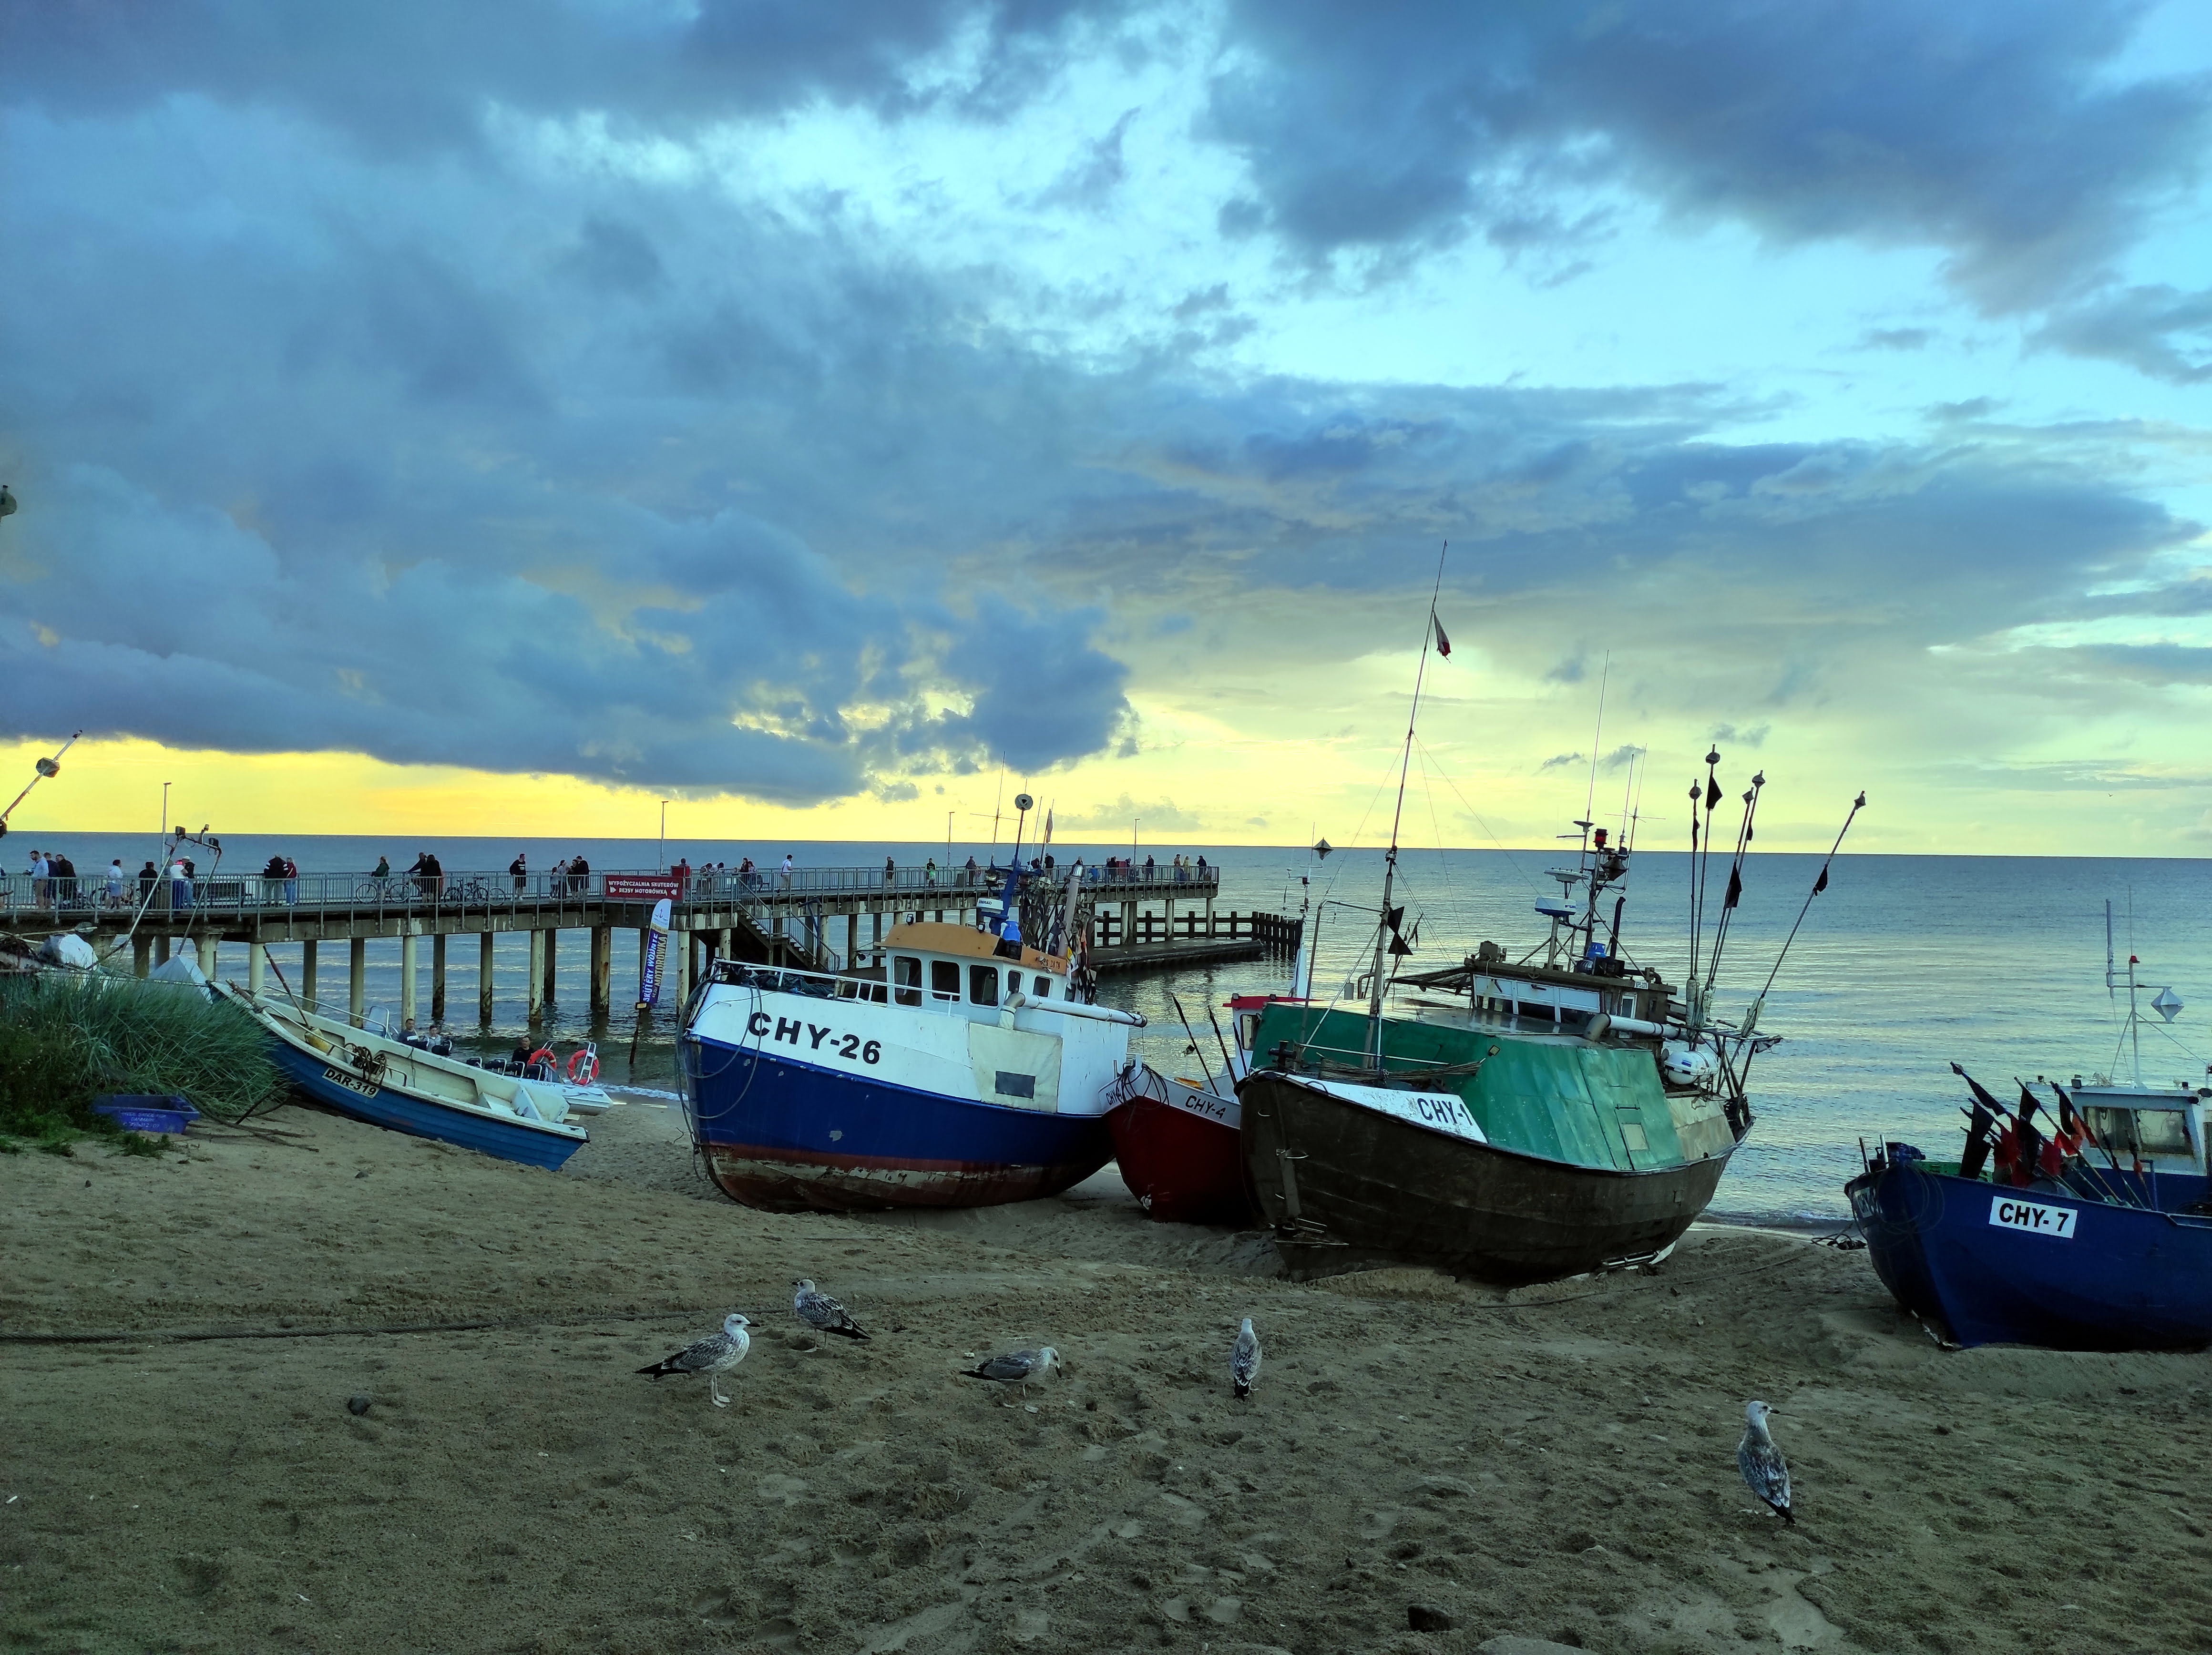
[21,828,2211,1226]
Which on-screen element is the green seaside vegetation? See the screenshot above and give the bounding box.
[0,974,286,1153]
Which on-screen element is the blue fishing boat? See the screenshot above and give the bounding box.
[219,984,589,1171]
[682,853,1147,1211]
[1848,939,2212,1350]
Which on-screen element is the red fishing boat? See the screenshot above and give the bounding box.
[1106,1068,1252,1224]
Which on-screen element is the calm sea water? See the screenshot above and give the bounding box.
[24,828,2211,1224]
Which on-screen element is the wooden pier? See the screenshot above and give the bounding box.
[2,863,1296,1024]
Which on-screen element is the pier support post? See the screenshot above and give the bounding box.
[674,923,692,1003]
[133,935,151,978]
[349,937,367,1021]
[590,926,612,1015]
[154,935,171,966]
[1205,894,1215,939]
[248,943,266,996]
[431,933,447,1023]
[541,928,557,1009]
[301,940,317,1007]
[197,936,217,979]
[400,932,419,1029]
[479,931,495,1023]
[527,930,545,1022]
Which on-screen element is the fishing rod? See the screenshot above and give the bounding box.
[1731,791,1865,1069]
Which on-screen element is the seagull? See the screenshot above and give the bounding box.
[636,1313,752,1408]
[793,1278,870,1340]
[1230,1318,1262,1399]
[960,1346,1062,1398]
[1736,1400,1793,1525]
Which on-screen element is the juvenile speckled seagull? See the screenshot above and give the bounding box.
[636,1313,752,1408]
[1736,1400,1793,1525]
[960,1346,1062,1398]
[792,1278,870,1340]
[1230,1318,1262,1400]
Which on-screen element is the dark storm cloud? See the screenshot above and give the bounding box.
[10,0,1119,152]
[1204,0,2209,311]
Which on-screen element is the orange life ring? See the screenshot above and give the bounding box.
[566,1049,600,1085]
[527,1046,558,1077]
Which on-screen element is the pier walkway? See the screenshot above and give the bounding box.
[2,862,1295,1026]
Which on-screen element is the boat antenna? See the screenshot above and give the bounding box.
[1700,770,1766,1002]
[2105,899,2117,1010]
[1686,749,1720,1028]
[1737,790,1866,1056]
[0,729,81,836]
[1368,541,1448,1068]
[1582,656,1609,845]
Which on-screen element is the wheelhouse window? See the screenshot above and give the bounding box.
[893,955,922,1007]
[931,960,960,1002]
[1034,975,1053,998]
[970,965,999,1007]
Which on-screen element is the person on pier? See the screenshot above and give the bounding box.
[508,851,526,892]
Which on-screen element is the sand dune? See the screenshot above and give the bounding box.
[5,1103,2210,1654]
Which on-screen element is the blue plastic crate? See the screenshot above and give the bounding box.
[92,1095,200,1134]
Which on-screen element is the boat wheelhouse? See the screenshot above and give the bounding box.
[682,918,1145,1213]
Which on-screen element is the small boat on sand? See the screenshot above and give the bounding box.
[1850,940,2212,1350]
[219,985,588,1170]
[1106,1066,1252,1225]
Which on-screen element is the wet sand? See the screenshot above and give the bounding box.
[5,1101,2211,1655]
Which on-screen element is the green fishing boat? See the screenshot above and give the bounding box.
[1235,566,1863,1282]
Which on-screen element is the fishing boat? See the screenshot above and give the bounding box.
[1236,560,1863,1282]
[681,835,1148,1212]
[217,984,589,1170]
[1848,936,2212,1350]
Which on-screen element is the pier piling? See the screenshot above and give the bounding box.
[399,932,418,1028]
[479,931,494,1024]
[430,933,447,1022]
[527,932,545,1022]
[248,943,265,996]
[133,935,150,977]
[197,936,217,979]
[541,929,557,1010]
[301,939,317,1006]
[589,926,611,1015]
[349,937,367,1020]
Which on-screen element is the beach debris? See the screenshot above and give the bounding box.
[346,1393,372,1416]
[1230,1317,1262,1399]
[1736,1400,1793,1524]
[637,1313,753,1408]
[793,1277,870,1340]
[960,1345,1062,1398]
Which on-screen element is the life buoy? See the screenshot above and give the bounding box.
[566,1049,600,1085]
[527,1046,558,1078]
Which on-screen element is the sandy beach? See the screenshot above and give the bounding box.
[6,1102,2211,1655]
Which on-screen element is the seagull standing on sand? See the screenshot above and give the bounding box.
[1736,1400,1793,1525]
[636,1313,753,1408]
[1230,1318,1262,1399]
[960,1346,1062,1398]
[793,1278,870,1340]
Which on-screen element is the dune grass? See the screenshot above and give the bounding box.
[0,973,287,1152]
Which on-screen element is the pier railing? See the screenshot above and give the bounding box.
[0,861,1220,925]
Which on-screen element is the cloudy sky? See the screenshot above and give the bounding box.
[5,0,2210,854]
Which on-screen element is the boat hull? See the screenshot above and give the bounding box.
[686,1036,1112,1213]
[1847,1164,2212,1351]
[1106,1086,1255,1226]
[266,1040,585,1172]
[1239,1069,1734,1283]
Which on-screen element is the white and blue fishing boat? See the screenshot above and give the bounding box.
[218,984,589,1170]
[1849,931,2212,1350]
[681,858,1147,1212]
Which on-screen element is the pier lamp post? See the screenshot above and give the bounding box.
[658,800,670,871]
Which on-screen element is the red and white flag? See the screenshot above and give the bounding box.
[1432,613,1452,657]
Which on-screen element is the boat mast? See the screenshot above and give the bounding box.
[1368,544,1448,1070]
